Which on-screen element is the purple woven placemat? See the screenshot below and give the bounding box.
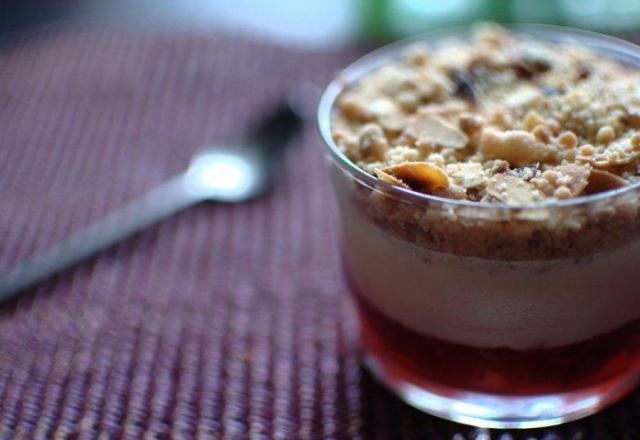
[1,25,639,439]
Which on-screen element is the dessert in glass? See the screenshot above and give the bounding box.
[317,24,640,428]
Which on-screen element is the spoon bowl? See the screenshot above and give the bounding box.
[184,149,267,202]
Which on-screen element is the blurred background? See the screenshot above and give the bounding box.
[3,0,640,48]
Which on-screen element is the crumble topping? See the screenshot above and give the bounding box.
[331,23,640,205]
[329,24,640,259]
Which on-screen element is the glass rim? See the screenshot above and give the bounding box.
[317,23,640,211]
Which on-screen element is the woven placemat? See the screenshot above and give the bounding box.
[0,25,639,439]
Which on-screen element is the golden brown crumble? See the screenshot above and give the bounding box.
[330,24,640,259]
[350,184,640,259]
[331,23,640,205]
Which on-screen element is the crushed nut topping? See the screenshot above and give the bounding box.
[331,23,640,205]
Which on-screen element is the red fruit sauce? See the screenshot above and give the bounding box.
[354,288,640,395]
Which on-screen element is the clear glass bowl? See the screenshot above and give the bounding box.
[317,24,640,428]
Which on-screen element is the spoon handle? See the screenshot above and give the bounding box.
[0,173,198,302]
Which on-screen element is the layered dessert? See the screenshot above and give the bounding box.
[329,24,640,397]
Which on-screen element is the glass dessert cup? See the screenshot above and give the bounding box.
[318,25,640,429]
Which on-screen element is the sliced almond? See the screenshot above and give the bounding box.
[553,164,590,197]
[486,174,544,204]
[585,169,628,194]
[375,169,409,189]
[380,162,450,194]
[404,113,468,149]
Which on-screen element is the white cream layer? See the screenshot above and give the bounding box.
[342,204,640,350]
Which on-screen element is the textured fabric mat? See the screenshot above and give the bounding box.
[0,25,639,439]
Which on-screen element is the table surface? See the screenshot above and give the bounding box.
[0,24,639,440]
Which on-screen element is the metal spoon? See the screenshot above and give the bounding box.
[0,95,305,301]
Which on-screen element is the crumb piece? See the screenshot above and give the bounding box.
[504,85,541,108]
[425,153,446,168]
[484,159,510,175]
[337,93,372,122]
[357,123,388,160]
[554,186,572,199]
[523,111,545,132]
[383,146,420,165]
[445,162,488,189]
[532,124,552,143]
[480,128,552,166]
[578,144,596,157]
[402,43,430,67]
[596,125,616,144]
[557,131,578,149]
[369,98,405,132]
[458,113,483,134]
